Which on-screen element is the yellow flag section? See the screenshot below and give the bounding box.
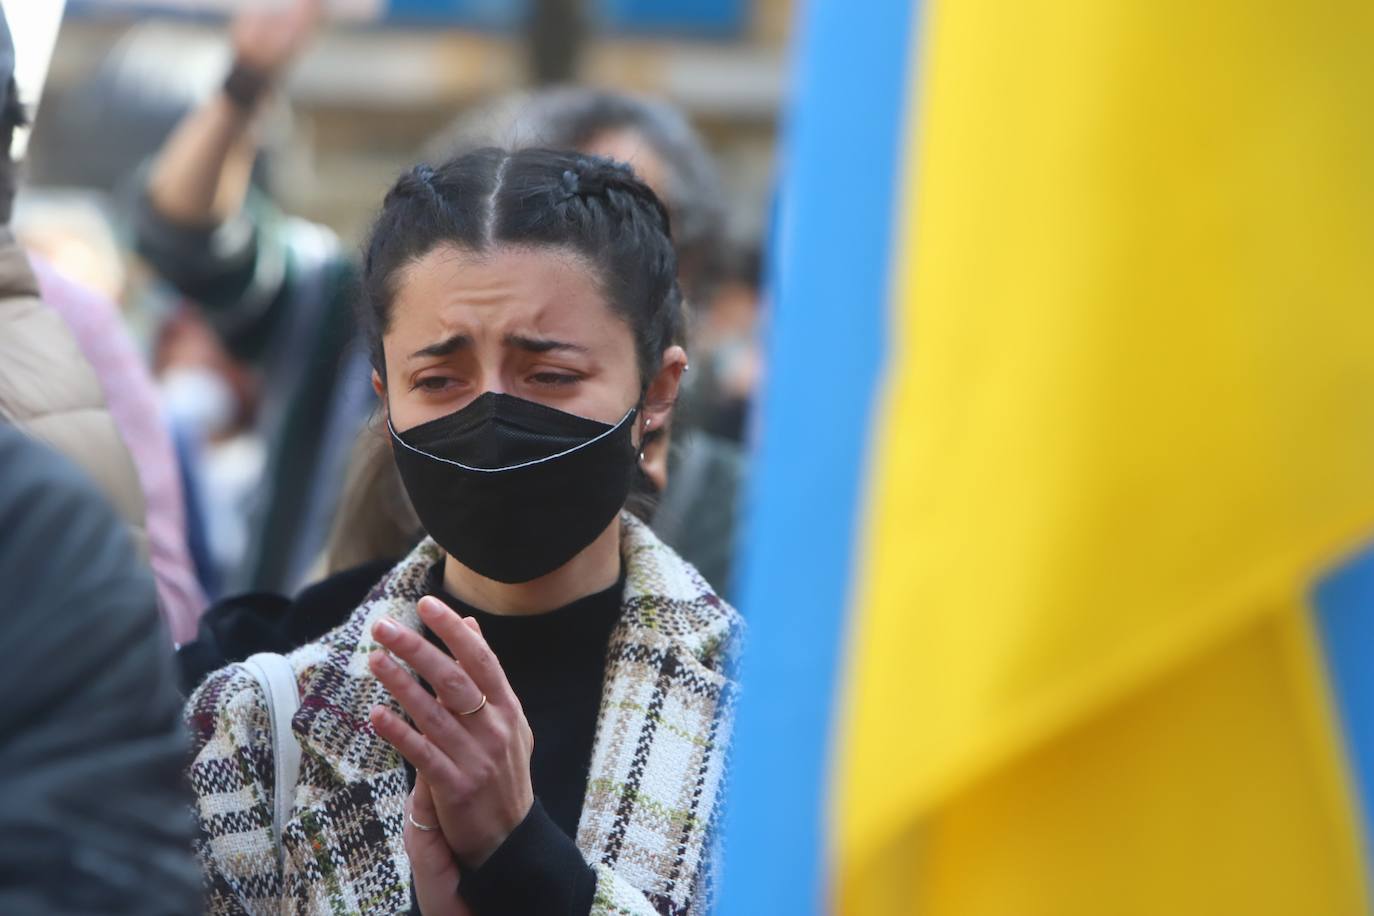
[833,1,1374,913]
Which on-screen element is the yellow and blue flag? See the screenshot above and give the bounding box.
[723,1,1374,913]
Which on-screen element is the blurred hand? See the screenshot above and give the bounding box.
[231,0,324,79]
[405,775,474,916]
[368,600,535,869]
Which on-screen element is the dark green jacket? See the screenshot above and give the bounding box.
[136,191,372,593]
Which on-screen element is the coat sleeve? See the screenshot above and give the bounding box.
[185,663,284,915]
[133,185,312,364]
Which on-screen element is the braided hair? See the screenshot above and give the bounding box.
[359,147,682,394]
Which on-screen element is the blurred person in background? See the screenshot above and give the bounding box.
[27,257,210,643]
[12,189,128,302]
[645,242,762,592]
[14,15,294,632]
[12,189,212,642]
[0,9,200,909]
[136,0,750,601]
[0,423,202,915]
[675,242,763,445]
[16,12,298,603]
[0,9,208,644]
[137,0,393,596]
[153,302,264,597]
[0,40,141,561]
[424,84,729,317]
[185,148,741,915]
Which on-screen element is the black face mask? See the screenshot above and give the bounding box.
[388,391,638,584]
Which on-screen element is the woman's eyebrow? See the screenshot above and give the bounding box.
[409,333,472,360]
[504,333,588,354]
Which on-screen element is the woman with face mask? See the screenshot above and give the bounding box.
[183,148,743,916]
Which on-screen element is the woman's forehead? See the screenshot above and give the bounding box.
[389,244,623,345]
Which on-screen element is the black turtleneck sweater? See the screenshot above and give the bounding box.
[412,563,623,916]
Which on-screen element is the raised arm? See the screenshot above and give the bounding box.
[147,0,321,229]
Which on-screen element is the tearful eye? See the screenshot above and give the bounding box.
[529,372,580,387]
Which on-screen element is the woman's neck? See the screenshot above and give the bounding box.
[441,517,622,616]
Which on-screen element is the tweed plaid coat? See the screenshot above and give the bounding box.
[184,514,742,915]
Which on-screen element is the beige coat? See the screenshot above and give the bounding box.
[0,231,147,558]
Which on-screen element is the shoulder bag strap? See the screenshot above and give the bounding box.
[239,652,302,873]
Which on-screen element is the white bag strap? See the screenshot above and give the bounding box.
[240,652,302,871]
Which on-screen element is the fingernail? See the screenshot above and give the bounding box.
[374,617,398,640]
[368,650,393,671]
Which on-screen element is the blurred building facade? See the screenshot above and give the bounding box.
[36,0,788,247]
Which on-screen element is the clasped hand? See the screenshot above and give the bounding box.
[368,597,534,914]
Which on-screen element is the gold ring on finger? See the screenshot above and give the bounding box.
[458,693,487,717]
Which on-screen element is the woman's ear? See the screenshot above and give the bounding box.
[372,369,388,420]
[641,345,687,436]
[637,346,686,493]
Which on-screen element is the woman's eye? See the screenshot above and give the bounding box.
[529,372,580,387]
[414,377,457,392]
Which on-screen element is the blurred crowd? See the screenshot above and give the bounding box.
[21,8,766,614]
[0,0,766,911]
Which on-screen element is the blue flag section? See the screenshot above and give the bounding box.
[718,0,917,913]
[1315,545,1374,875]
